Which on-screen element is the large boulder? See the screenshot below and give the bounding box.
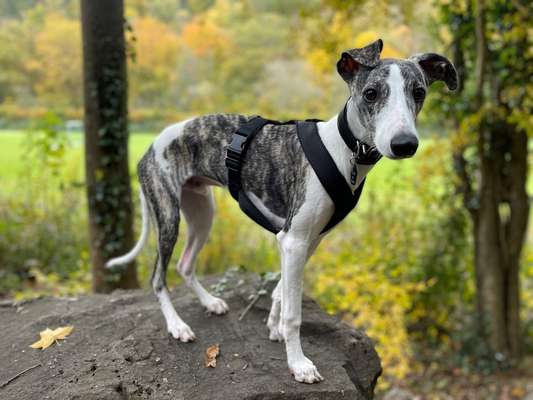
[0,272,381,399]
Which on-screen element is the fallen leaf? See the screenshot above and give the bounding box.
[30,326,74,350]
[204,344,220,368]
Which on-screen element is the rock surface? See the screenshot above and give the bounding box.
[0,272,381,400]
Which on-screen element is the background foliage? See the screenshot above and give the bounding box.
[0,0,531,396]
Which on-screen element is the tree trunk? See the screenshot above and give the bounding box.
[81,0,139,293]
[471,0,529,358]
[476,130,507,353]
[504,128,529,357]
[473,0,506,355]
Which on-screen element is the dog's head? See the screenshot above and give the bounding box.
[337,39,458,159]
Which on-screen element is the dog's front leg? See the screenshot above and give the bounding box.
[268,237,320,343]
[277,231,323,383]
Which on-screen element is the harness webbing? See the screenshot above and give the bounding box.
[225,116,280,233]
[296,121,366,233]
[224,110,377,234]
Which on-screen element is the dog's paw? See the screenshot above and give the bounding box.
[289,358,324,384]
[268,328,284,342]
[267,321,283,342]
[168,323,196,342]
[203,297,229,315]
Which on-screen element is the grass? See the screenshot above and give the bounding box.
[0,129,422,196]
[0,130,154,184]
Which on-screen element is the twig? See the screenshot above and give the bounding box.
[238,294,262,321]
[0,363,41,388]
[238,272,280,321]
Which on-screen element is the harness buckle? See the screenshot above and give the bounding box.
[225,133,247,171]
[228,133,247,153]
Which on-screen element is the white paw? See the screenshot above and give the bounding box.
[267,320,283,342]
[168,323,196,342]
[289,357,324,384]
[203,296,229,315]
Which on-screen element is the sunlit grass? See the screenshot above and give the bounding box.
[1,129,424,195]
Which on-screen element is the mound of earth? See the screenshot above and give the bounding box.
[0,272,381,399]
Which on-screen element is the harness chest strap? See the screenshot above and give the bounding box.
[225,114,377,234]
[295,121,365,233]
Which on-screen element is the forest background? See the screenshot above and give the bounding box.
[0,0,531,397]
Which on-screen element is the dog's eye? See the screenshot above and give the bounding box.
[363,88,378,103]
[413,87,426,102]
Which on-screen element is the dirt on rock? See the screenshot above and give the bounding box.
[0,272,381,400]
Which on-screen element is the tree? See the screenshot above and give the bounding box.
[31,13,82,108]
[128,16,180,108]
[437,0,530,358]
[81,0,139,293]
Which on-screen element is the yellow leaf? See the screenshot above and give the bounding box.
[204,344,220,368]
[52,326,74,340]
[30,326,74,350]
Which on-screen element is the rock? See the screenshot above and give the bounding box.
[0,273,381,400]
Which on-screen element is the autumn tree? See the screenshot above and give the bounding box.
[32,13,82,108]
[128,16,180,108]
[81,0,139,292]
[436,0,530,358]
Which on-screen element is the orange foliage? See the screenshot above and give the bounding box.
[132,16,180,68]
[180,16,232,57]
[27,13,82,107]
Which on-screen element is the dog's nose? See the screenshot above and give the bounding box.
[390,133,418,158]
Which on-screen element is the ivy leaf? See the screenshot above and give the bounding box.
[30,326,74,350]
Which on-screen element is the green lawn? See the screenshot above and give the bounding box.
[0,129,422,196]
[2,129,531,201]
[0,130,156,184]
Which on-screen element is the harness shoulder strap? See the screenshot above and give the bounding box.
[225,117,279,233]
[296,121,364,233]
[226,117,271,199]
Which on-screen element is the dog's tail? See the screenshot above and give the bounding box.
[106,190,150,269]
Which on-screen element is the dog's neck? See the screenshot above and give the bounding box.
[317,107,377,189]
[345,99,372,144]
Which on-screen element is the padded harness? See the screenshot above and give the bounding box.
[224,103,381,234]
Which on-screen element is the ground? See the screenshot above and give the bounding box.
[0,272,381,400]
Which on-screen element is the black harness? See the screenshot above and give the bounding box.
[224,103,381,234]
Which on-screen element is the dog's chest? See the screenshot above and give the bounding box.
[240,124,309,221]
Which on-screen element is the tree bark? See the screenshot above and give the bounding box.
[471,0,529,357]
[504,127,529,357]
[81,0,139,293]
[446,0,528,360]
[476,131,507,353]
[473,0,508,354]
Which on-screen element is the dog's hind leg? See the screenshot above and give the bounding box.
[178,183,229,315]
[144,176,195,342]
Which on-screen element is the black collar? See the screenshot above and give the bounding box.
[337,102,382,165]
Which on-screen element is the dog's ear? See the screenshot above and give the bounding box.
[337,39,383,82]
[409,53,459,91]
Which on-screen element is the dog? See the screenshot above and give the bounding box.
[106,39,458,383]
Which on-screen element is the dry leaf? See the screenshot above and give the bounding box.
[30,326,74,350]
[204,344,220,368]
